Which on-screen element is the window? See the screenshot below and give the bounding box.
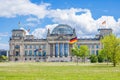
[43,44,46,49]
[25,45,27,49]
[43,50,46,57]
[15,45,20,49]
[29,50,32,56]
[34,52,37,56]
[25,50,28,56]
[34,45,36,49]
[30,45,32,49]
[96,50,99,55]
[36,45,39,49]
[25,58,27,60]
[39,45,41,48]
[91,50,95,55]
[38,52,42,56]
[29,58,31,60]
[96,45,99,49]
[92,45,94,49]
[15,51,20,56]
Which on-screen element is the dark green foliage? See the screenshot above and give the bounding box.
[98,54,104,63]
[0,55,7,62]
[90,55,98,63]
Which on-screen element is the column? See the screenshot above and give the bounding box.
[7,50,9,58]
[68,43,69,56]
[58,43,59,57]
[53,43,55,57]
[63,43,64,57]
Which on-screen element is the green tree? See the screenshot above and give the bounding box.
[79,45,89,63]
[71,44,80,64]
[101,34,120,67]
[71,44,89,64]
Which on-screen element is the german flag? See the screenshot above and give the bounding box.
[69,37,78,44]
[102,21,106,25]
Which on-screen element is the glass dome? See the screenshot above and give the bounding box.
[51,24,73,35]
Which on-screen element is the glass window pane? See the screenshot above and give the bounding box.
[30,45,32,49]
[38,52,42,56]
[96,45,99,48]
[64,43,68,57]
[25,50,28,56]
[29,50,32,56]
[59,43,63,57]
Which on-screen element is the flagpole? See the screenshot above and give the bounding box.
[18,21,20,29]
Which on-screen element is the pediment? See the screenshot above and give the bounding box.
[57,36,66,40]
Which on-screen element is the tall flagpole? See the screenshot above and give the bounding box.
[18,21,21,29]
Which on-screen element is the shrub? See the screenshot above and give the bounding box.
[0,55,7,62]
[90,55,98,63]
[98,54,104,63]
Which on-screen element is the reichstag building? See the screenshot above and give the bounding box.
[9,24,112,62]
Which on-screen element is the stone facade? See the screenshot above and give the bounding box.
[9,24,112,62]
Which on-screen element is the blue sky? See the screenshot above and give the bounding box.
[0,0,120,50]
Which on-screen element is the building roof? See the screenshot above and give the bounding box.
[12,29,25,32]
[51,24,73,35]
[98,28,112,31]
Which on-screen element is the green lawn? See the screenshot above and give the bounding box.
[0,62,120,80]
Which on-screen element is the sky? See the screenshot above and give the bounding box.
[0,0,120,50]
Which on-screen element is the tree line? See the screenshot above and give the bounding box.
[72,34,120,67]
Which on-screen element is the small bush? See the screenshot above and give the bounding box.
[98,54,104,63]
[0,55,7,62]
[90,55,98,63]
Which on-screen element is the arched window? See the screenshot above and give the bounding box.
[15,45,20,49]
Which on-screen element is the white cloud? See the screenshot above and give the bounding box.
[46,8,120,38]
[0,33,9,43]
[0,0,50,18]
[26,22,36,27]
[26,17,39,22]
[32,28,46,39]
[47,8,98,37]
[20,27,30,35]
[0,32,9,37]
[32,24,58,39]
[0,0,120,38]
[0,43,9,50]
[31,7,120,38]
[26,17,40,27]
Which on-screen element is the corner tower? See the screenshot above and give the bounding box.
[9,29,26,61]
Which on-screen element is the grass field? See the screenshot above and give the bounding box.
[0,62,120,80]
